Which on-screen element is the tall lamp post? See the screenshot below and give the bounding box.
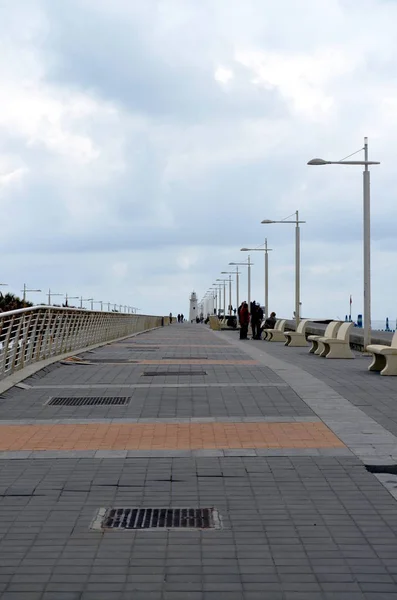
[216,279,228,317]
[307,137,380,349]
[80,297,93,309]
[213,283,222,316]
[47,289,63,306]
[241,239,273,319]
[261,212,305,327]
[21,284,42,306]
[229,257,252,307]
[221,272,237,315]
[65,294,79,308]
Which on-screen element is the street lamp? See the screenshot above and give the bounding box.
[229,257,252,307]
[65,294,79,308]
[216,279,229,317]
[308,137,380,349]
[221,272,237,315]
[80,297,93,309]
[241,239,273,319]
[21,284,42,305]
[213,283,222,316]
[261,211,305,327]
[47,289,63,306]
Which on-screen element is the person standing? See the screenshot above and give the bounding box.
[180,313,184,323]
[252,303,264,339]
[239,302,250,340]
[169,312,173,324]
[177,314,181,323]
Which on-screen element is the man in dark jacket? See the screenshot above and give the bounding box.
[264,311,277,329]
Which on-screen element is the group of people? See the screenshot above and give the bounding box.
[237,301,277,340]
[177,313,184,323]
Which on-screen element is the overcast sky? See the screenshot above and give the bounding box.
[1,0,396,321]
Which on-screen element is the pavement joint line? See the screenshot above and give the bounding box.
[214,330,397,467]
[0,447,354,459]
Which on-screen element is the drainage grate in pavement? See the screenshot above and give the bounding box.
[142,370,207,376]
[366,464,397,474]
[47,396,131,406]
[92,507,220,530]
[84,358,138,363]
[162,356,208,360]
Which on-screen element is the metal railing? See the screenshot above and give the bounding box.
[0,306,163,381]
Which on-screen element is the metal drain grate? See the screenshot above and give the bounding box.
[92,507,220,530]
[47,396,131,406]
[162,356,208,360]
[85,358,138,363]
[143,370,207,377]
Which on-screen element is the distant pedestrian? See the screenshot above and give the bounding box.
[177,313,181,323]
[169,312,173,324]
[180,314,184,323]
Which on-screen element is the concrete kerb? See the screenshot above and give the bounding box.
[0,326,162,396]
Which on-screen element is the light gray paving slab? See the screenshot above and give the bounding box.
[215,330,397,464]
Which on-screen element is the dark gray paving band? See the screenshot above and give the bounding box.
[25,382,289,389]
[215,331,397,464]
[0,447,353,459]
[0,415,320,425]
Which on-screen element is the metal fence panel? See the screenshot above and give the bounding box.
[0,307,163,381]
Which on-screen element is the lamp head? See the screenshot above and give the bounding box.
[307,158,329,165]
[240,247,250,251]
[261,219,274,224]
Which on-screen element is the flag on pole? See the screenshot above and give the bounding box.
[350,295,352,306]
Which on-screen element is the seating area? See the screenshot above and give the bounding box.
[262,319,287,342]
[308,321,342,355]
[367,332,397,375]
[284,319,310,347]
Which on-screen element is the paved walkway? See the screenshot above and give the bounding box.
[1,324,397,599]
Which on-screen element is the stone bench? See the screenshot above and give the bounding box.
[284,319,310,347]
[367,332,397,376]
[308,321,342,355]
[262,319,287,342]
[317,322,354,359]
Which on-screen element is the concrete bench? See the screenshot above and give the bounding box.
[367,332,397,376]
[318,322,354,359]
[284,319,310,347]
[308,321,342,355]
[263,319,287,342]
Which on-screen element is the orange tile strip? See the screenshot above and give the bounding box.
[0,422,344,451]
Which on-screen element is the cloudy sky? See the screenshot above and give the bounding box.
[0,0,396,322]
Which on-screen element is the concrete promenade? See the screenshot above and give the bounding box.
[1,325,397,599]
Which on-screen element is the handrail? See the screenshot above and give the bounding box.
[0,306,164,381]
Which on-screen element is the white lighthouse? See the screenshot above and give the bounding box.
[189,291,198,322]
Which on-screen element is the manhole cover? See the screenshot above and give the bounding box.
[92,507,221,530]
[142,370,207,376]
[47,396,131,406]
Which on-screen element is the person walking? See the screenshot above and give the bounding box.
[239,302,250,340]
[169,312,173,324]
[177,314,181,323]
[180,313,184,323]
